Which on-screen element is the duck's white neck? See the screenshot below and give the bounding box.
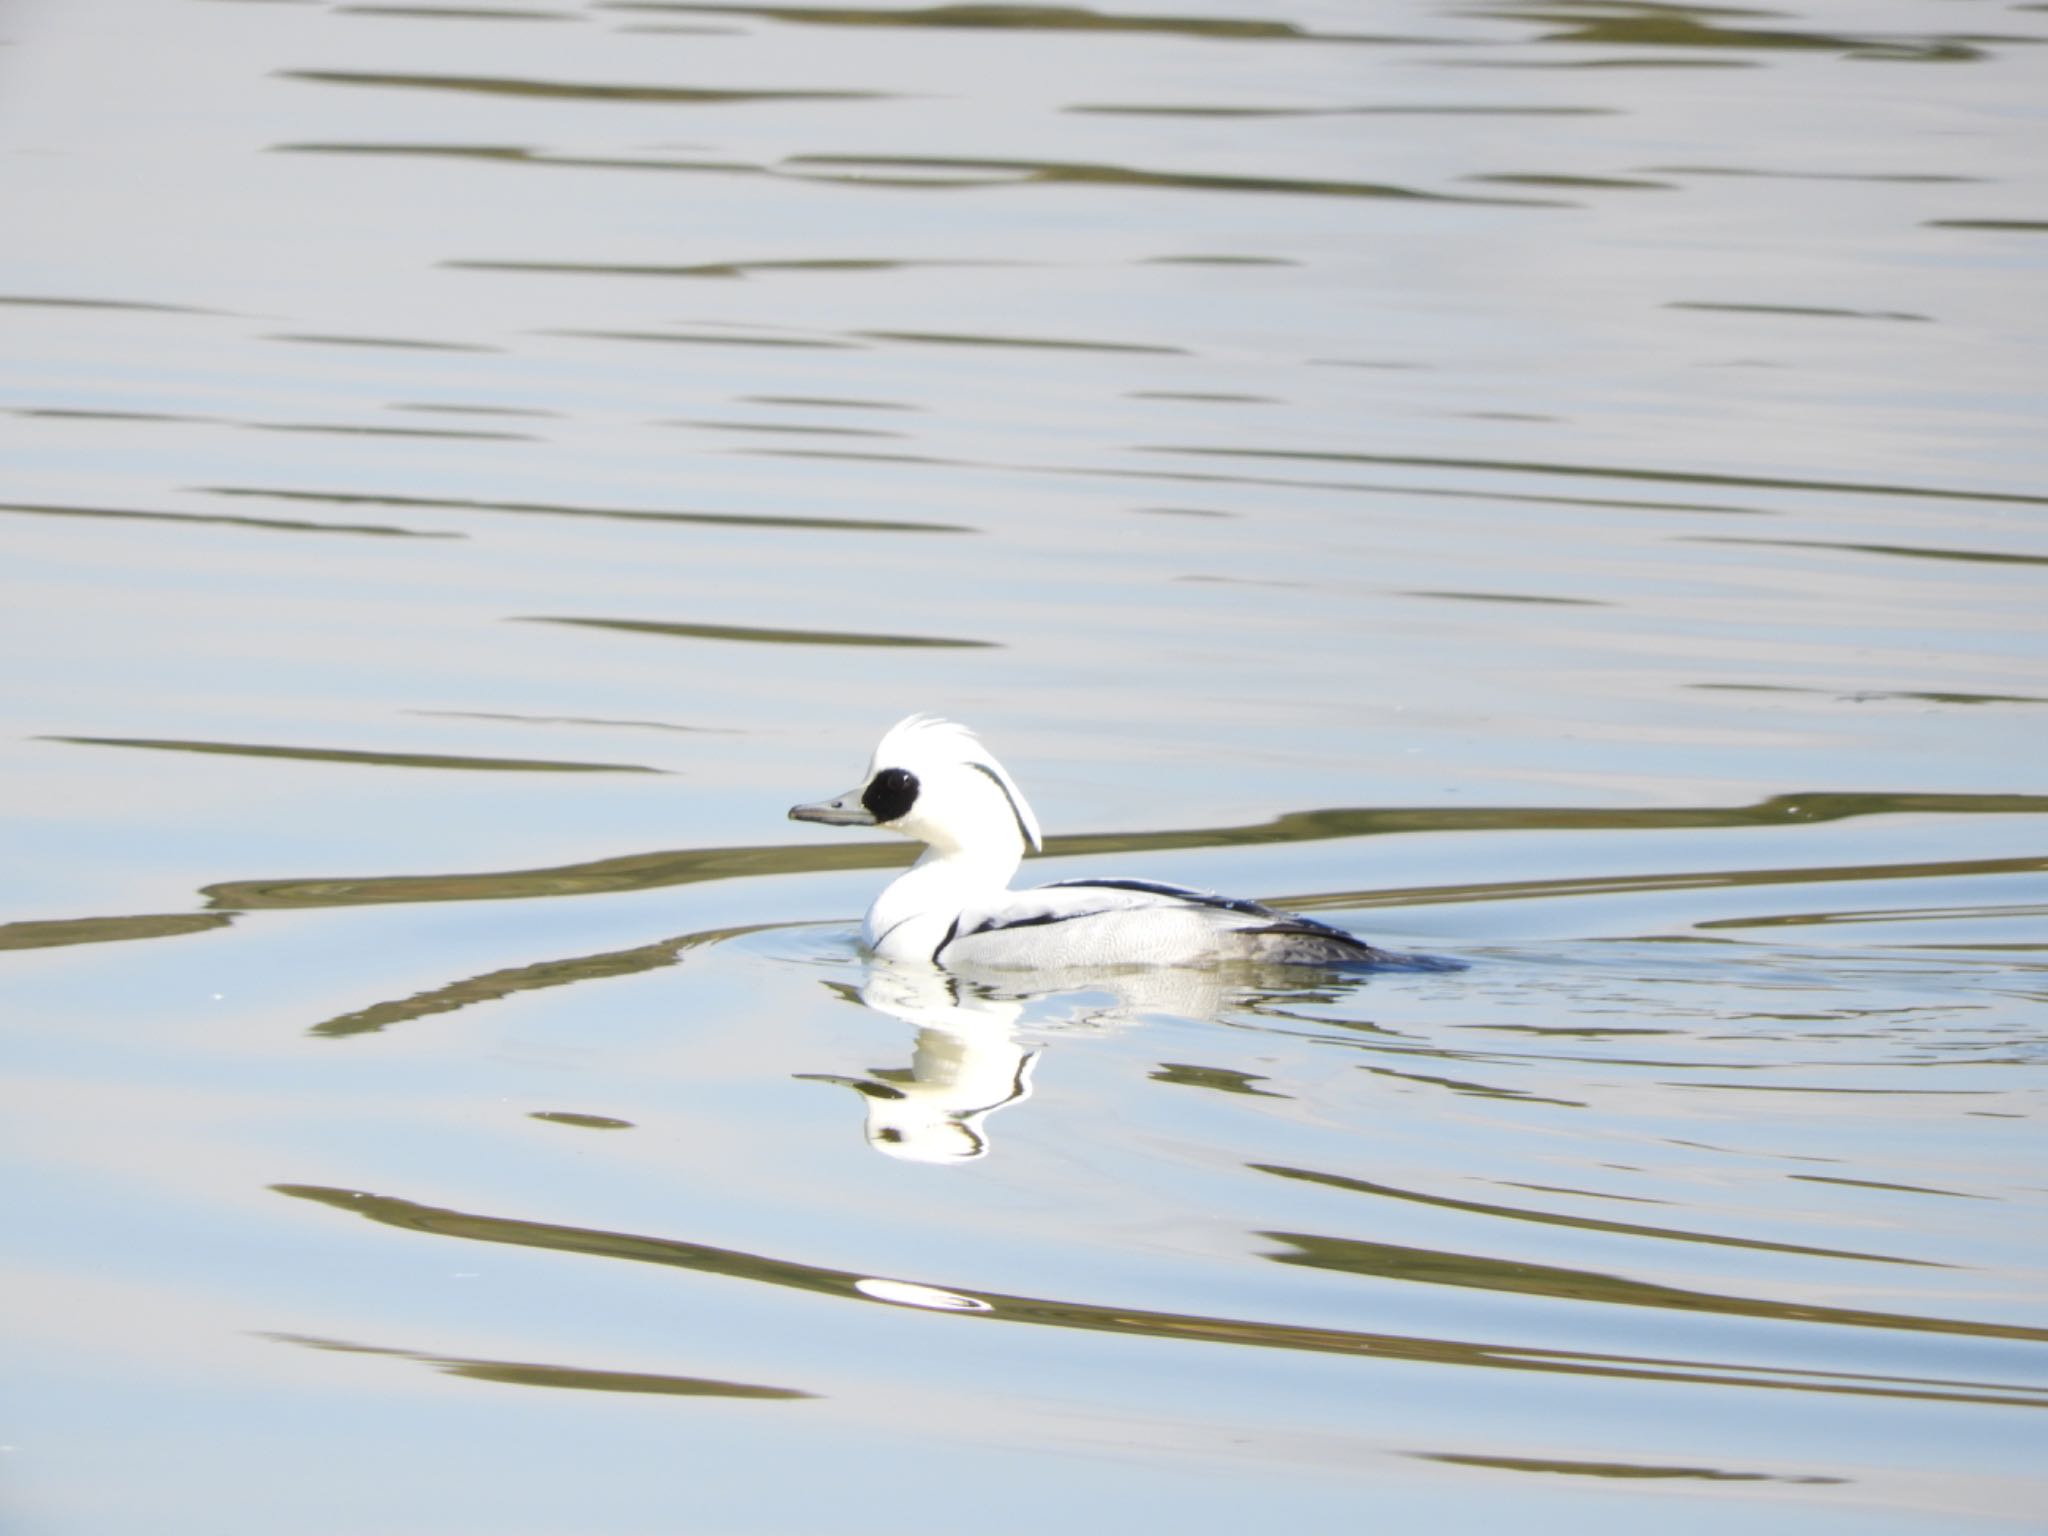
[863,839,1022,964]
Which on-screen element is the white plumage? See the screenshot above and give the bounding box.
[789,714,1393,970]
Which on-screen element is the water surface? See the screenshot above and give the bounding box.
[3,0,2045,1531]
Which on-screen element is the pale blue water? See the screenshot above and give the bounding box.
[3,0,2046,1531]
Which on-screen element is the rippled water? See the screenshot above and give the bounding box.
[4,0,2046,1530]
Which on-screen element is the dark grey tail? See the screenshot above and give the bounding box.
[1238,918,1464,971]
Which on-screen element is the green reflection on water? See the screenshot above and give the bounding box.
[0,913,234,951]
[547,327,861,349]
[598,1,1435,44]
[1359,1061,1585,1108]
[277,69,900,102]
[1264,1231,2046,1342]
[853,328,1184,354]
[520,616,997,648]
[0,501,458,540]
[276,141,540,163]
[335,5,583,19]
[1696,900,2048,933]
[1668,301,1929,322]
[1404,589,1607,606]
[1468,172,1674,190]
[248,423,532,440]
[264,333,498,352]
[1151,444,2048,507]
[1790,1175,1988,1201]
[742,394,917,410]
[205,842,905,914]
[448,256,1021,279]
[666,419,904,438]
[267,1333,813,1398]
[1253,1163,1947,1268]
[203,483,971,534]
[1273,851,2048,915]
[783,153,1564,204]
[15,408,220,422]
[1689,535,2048,568]
[41,737,664,774]
[274,1184,2048,1408]
[1656,166,1981,184]
[0,293,220,314]
[275,142,767,178]
[1867,692,2046,706]
[1149,1062,1290,1097]
[1411,1451,1841,1484]
[312,923,776,1037]
[1690,685,2048,706]
[407,709,741,732]
[12,797,2039,955]
[1484,2,1989,61]
[1082,459,1769,516]
[189,791,2048,913]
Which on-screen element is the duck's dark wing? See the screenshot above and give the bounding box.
[1040,877,1276,916]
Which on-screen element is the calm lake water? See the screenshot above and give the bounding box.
[4,0,2046,1530]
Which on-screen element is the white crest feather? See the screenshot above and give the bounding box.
[872,713,1042,852]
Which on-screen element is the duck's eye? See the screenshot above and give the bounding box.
[862,767,919,823]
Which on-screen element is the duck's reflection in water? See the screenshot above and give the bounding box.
[799,965,1039,1164]
[802,961,1369,1163]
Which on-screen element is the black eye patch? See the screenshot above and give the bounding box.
[862,766,919,823]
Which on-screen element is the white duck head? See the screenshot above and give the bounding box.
[790,715,1043,960]
[790,714,1041,869]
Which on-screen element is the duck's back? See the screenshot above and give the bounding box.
[934,878,1389,970]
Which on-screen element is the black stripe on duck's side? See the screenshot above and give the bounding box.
[1039,877,1276,917]
[871,910,920,951]
[934,890,1161,957]
[925,877,1414,968]
[1045,878,1388,960]
[931,905,1104,961]
[951,907,1090,942]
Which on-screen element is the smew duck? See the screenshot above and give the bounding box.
[789,714,1393,970]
